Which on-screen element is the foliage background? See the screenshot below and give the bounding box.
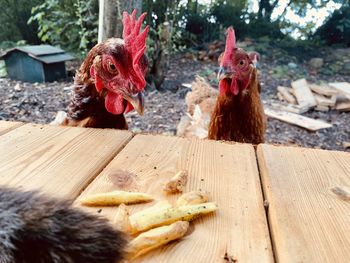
[0,0,349,57]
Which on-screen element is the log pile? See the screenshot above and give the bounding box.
[265,79,350,131]
[275,79,350,113]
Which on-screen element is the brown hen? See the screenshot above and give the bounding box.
[52,10,149,129]
[177,27,266,144]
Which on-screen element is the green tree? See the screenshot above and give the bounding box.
[246,0,348,40]
[211,0,248,38]
[29,0,98,54]
[315,3,350,45]
[0,0,43,44]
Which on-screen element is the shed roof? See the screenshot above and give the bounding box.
[0,45,75,64]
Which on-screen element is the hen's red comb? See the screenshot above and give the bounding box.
[122,10,149,91]
[221,27,236,67]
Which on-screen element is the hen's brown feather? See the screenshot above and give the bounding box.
[61,41,130,129]
[208,68,266,144]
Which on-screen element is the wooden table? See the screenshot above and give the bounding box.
[0,120,349,263]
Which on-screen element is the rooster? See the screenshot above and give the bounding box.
[52,10,149,129]
[177,27,266,144]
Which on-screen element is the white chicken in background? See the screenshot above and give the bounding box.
[176,76,218,138]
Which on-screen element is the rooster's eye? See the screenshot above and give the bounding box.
[107,61,118,73]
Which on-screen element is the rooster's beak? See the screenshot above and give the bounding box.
[217,67,233,81]
[123,92,145,116]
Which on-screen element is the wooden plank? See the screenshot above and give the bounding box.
[314,94,336,107]
[291,79,317,109]
[309,84,338,96]
[335,101,350,112]
[277,86,296,104]
[0,120,24,136]
[271,102,309,114]
[0,123,132,198]
[77,135,273,263]
[329,82,350,98]
[277,92,284,101]
[343,142,350,149]
[335,93,350,103]
[265,108,332,131]
[257,144,350,263]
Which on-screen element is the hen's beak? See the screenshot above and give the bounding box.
[123,92,145,115]
[217,67,233,81]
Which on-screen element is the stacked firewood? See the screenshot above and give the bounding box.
[265,79,350,132]
[275,79,350,113]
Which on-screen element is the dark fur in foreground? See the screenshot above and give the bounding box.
[0,187,126,263]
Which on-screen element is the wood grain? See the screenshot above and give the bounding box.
[77,134,273,263]
[0,123,132,198]
[0,120,24,135]
[257,144,350,263]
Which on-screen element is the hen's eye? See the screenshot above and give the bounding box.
[107,61,117,73]
[239,60,245,66]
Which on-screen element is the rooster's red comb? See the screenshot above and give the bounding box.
[122,10,149,91]
[221,27,236,67]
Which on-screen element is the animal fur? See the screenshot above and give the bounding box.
[0,187,126,263]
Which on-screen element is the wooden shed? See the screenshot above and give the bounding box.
[0,45,74,83]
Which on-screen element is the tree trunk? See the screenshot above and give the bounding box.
[150,22,171,89]
[98,0,118,42]
[98,0,142,42]
[257,0,275,21]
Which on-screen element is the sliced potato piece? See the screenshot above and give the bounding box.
[163,170,188,193]
[129,200,172,234]
[176,191,209,206]
[79,191,153,206]
[127,221,189,259]
[131,200,172,219]
[113,203,132,233]
[130,202,217,233]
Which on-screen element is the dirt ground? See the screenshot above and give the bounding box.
[0,49,349,152]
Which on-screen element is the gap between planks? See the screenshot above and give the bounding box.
[253,144,278,263]
[76,135,274,263]
[256,144,350,262]
[0,124,134,199]
[75,131,137,198]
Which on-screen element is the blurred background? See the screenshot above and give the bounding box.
[1,1,349,57]
[0,0,349,151]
